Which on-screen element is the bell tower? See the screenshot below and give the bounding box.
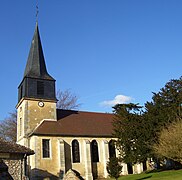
[17,23,57,145]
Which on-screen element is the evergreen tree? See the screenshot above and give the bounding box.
[144,77,182,148]
[113,103,149,163]
[113,77,182,166]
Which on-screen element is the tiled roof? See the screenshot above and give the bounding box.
[33,109,114,137]
[0,138,34,155]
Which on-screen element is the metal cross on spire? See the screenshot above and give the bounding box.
[36,0,39,22]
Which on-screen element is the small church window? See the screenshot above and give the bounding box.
[37,81,44,95]
[72,140,80,163]
[109,140,116,158]
[91,140,99,162]
[42,139,50,158]
[19,118,22,136]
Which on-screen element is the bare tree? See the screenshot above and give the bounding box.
[153,118,182,164]
[56,89,80,110]
[0,111,17,142]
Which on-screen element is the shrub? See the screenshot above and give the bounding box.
[107,157,123,180]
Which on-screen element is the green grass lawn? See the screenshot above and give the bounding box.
[116,169,182,180]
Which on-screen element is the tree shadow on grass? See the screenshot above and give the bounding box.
[136,175,152,180]
[145,169,163,174]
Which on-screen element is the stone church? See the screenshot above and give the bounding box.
[16,23,144,179]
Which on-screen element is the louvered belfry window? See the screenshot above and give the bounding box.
[37,81,44,95]
[72,140,80,163]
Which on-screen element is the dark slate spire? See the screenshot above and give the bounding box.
[17,23,56,103]
[24,22,54,80]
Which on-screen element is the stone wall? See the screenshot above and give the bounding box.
[3,159,22,180]
[0,158,23,180]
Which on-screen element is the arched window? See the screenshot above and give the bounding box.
[72,140,80,163]
[91,140,99,162]
[109,140,116,158]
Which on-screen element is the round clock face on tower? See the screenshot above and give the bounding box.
[38,101,44,107]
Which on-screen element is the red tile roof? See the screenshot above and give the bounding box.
[0,138,34,155]
[33,109,114,137]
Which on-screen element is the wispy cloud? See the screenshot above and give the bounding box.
[100,94,133,107]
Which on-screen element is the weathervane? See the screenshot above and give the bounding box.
[36,0,39,21]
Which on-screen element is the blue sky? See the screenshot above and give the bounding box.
[0,0,182,120]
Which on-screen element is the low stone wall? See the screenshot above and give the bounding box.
[0,157,24,180]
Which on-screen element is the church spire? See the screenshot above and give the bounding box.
[24,22,54,80]
[18,23,56,103]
